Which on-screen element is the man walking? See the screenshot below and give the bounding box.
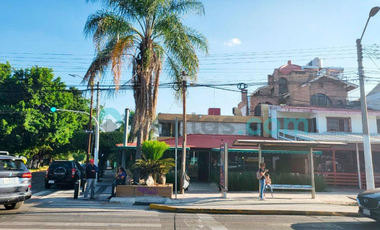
[84,159,98,200]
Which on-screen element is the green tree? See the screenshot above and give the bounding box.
[83,0,208,141]
[0,62,89,163]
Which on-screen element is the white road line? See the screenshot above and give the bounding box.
[0,222,161,228]
[197,214,228,230]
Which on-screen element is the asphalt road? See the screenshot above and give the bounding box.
[31,171,46,193]
[0,172,378,229]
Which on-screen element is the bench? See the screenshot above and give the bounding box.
[271,184,313,190]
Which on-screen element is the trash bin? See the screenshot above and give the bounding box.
[74,180,81,199]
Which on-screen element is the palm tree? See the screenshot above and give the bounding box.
[83,0,208,141]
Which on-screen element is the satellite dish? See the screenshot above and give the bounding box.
[232,107,242,116]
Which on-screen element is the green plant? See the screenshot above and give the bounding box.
[132,140,174,184]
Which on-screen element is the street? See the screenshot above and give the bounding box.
[0,172,379,230]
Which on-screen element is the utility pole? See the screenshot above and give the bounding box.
[356,6,379,190]
[86,81,95,164]
[180,71,187,194]
[95,82,100,180]
[357,39,375,190]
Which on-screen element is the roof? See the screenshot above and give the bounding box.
[300,74,357,90]
[278,60,302,75]
[367,83,380,97]
[211,148,322,155]
[117,134,275,150]
[157,113,262,123]
[233,139,346,149]
[278,129,380,144]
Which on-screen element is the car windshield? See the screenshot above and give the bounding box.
[0,159,27,171]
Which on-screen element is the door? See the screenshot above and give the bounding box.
[198,151,210,182]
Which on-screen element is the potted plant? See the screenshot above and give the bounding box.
[132,140,175,186]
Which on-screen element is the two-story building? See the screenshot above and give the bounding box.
[367,83,380,111]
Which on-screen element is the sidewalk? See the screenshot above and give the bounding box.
[147,186,363,217]
[81,169,115,201]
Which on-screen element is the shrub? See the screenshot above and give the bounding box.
[210,172,326,192]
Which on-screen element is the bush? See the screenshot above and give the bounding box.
[210,172,326,192]
[166,171,180,192]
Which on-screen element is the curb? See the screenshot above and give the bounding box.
[149,204,361,217]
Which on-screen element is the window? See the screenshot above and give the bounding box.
[254,104,261,116]
[311,93,332,106]
[327,118,351,132]
[160,122,172,137]
[377,119,380,134]
[337,100,343,106]
[278,78,288,94]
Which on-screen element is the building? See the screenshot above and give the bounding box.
[265,105,380,188]
[238,58,358,117]
[367,83,380,111]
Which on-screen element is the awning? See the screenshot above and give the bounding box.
[117,146,190,151]
[211,148,322,154]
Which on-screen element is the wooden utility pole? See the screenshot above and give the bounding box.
[86,81,94,164]
[180,71,187,194]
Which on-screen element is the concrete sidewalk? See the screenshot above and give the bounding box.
[146,188,362,217]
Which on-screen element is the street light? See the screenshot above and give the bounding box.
[356,6,379,190]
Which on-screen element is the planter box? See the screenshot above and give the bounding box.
[116,184,173,198]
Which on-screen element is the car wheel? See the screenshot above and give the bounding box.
[4,201,24,210]
[45,183,51,189]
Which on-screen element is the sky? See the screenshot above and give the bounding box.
[1,0,380,122]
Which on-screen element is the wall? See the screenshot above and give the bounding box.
[368,93,380,111]
[186,122,247,135]
[313,114,378,134]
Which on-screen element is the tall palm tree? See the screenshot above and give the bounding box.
[83,0,208,141]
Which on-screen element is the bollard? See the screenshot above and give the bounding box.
[74,180,80,199]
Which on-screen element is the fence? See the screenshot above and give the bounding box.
[315,172,380,188]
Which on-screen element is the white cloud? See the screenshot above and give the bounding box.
[224,38,241,46]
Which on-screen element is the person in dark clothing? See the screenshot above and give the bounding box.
[108,167,127,199]
[258,162,268,200]
[84,159,98,200]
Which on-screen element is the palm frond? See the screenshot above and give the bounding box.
[169,0,205,16]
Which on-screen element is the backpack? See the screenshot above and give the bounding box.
[256,170,261,180]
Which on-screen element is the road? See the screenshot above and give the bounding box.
[0,171,378,229]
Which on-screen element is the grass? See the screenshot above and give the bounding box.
[29,166,49,173]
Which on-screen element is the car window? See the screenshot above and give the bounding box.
[49,161,72,169]
[0,159,27,171]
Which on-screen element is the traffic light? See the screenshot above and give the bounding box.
[34,105,57,113]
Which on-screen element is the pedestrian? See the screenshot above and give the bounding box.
[108,167,127,199]
[264,173,273,197]
[84,159,98,200]
[257,163,268,200]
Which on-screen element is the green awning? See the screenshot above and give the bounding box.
[211,148,322,154]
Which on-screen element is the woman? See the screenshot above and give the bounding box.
[257,163,268,200]
[108,167,127,199]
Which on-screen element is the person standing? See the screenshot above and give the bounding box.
[84,159,98,200]
[258,163,268,200]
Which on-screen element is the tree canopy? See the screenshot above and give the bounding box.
[0,62,89,159]
[84,0,208,141]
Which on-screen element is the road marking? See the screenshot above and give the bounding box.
[197,214,228,230]
[0,222,161,228]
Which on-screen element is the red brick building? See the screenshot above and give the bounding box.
[238,58,358,116]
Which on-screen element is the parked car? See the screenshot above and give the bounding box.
[0,155,32,210]
[0,151,9,155]
[45,160,84,189]
[357,188,380,222]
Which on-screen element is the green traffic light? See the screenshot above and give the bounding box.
[50,107,57,113]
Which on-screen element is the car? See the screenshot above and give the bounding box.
[0,155,32,210]
[357,188,380,222]
[0,151,9,155]
[45,160,84,189]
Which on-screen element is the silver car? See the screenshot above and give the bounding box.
[0,155,32,210]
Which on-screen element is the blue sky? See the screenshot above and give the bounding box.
[1,0,380,120]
